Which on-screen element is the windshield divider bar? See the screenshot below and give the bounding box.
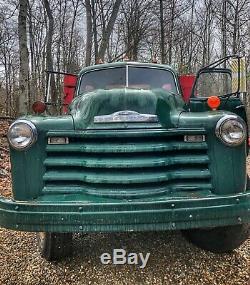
[126,65,129,87]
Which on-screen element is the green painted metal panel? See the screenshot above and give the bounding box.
[10,115,74,200]
[47,128,207,137]
[0,191,249,232]
[42,182,213,198]
[43,169,211,184]
[44,155,209,168]
[188,97,247,122]
[70,88,184,130]
[46,141,208,153]
[10,135,46,200]
[178,111,247,194]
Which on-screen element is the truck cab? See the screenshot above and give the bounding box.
[1,58,249,260]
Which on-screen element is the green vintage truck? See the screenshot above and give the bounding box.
[1,56,249,260]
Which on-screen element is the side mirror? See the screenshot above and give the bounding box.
[63,75,78,113]
[191,56,247,99]
[193,69,232,98]
[179,75,196,102]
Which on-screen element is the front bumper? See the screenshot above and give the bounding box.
[0,191,250,232]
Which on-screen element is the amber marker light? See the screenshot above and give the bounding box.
[207,96,221,110]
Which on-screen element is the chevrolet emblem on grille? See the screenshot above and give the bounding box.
[94,110,159,123]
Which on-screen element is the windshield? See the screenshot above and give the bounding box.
[79,66,178,95]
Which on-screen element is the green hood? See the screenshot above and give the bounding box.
[69,88,184,129]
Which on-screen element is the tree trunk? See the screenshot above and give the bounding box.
[85,0,92,66]
[3,48,10,116]
[168,0,176,65]
[91,0,99,63]
[43,0,56,114]
[28,1,38,102]
[18,0,29,115]
[187,0,195,72]
[67,0,80,71]
[221,0,227,67]
[159,0,165,64]
[232,0,239,54]
[98,0,122,61]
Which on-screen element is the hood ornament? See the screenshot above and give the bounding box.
[94,110,158,123]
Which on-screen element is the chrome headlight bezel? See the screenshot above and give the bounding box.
[7,120,37,150]
[215,115,247,147]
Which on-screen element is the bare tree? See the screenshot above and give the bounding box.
[221,0,227,60]
[159,0,165,63]
[98,0,122,60]
[168,0,177,64]
[85,0,92,66]
[66,0,81,71]
[119,0,153,61]
[43,0,56,113]
[18,0,29,115]
[225,0,250,54]
[0,0,249,118]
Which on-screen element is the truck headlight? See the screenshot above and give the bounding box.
[7,120,37,150]
[215,115,246,146]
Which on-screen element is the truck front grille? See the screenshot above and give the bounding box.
[43,129,212,198]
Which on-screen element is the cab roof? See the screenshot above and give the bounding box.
[78,61,176,76]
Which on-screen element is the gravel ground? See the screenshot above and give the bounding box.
[0,120,249,285]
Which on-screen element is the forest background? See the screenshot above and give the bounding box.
[0,0,249,116]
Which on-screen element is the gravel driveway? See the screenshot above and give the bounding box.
[0,120,249,285]
[0,230,249,285]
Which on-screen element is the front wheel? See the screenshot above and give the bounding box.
[182,224,249,253]
[36,232,73,261]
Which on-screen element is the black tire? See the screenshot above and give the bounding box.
[182,224,249,253]
[36,232,73,261]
